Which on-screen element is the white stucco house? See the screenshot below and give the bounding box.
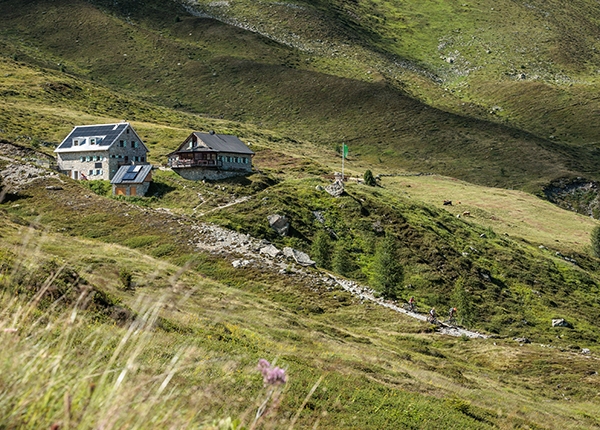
[55,122,149,181]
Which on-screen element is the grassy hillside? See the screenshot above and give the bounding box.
[3,0,600,427]
[2,153,600,428]
[3,0,600,192]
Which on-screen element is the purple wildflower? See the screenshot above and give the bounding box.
[257,359,287,385]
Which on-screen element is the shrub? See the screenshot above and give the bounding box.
[363,170,376,186]
[119,268,133,290]
[82,180,111,196]
[152,243,176,258]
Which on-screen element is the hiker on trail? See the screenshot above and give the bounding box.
[428,307,437,323]
[449,307,457,319]
[408,296,416,312]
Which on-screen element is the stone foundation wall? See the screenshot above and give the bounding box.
[173,167,250,181]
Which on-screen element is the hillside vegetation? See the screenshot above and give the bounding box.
[3,0,600,191]
[2,146,600,429]
[2,0,600,428]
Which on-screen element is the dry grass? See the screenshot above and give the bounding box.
[382,175,599,252]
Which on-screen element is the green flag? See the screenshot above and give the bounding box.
[343,144,348,158]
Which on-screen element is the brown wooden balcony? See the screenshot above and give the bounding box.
[168,159,222,168]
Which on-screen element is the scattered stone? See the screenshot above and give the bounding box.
[315,185,324,191]
[312,211,325,224]
[267,214,290,236]
[443,200,452,206]
[325,180,344,197]
[513,337,531,344]
[581,348,591,355]
[283,247,315,267]
[232,259,252,268]
[45,185,63,190]
[259,244,281,258]
[552,318,573,328]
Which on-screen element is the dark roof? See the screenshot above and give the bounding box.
[170,132,254,156]
[55,123,142,153]
[111,164,152,184]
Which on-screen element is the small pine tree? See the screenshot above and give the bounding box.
[372,234,403,299]
[364,170,376,186]
[311,230,332,269]
[452,277,475,327]
[332,241,354,277]
[591,225,600,258]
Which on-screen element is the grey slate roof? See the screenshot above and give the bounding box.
[170,132,254,155]
[111,164,152,184]
[54,123,137,153]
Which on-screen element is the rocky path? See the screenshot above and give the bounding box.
[187,222,489,339]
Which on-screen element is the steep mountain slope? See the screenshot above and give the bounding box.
[2,0,600,191]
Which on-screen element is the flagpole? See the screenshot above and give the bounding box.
[342,144,345,181]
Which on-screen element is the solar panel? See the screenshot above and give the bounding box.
[127,165,136,173]
[123,172,138,180]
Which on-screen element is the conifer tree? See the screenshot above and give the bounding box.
[452,277,475,327]
[332,241,353,277]
[372,234,403,299]
[311,230,331,269]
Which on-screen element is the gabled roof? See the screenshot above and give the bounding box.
[170,132,254,156]
[54,123,147,153]
[111,164,152,184]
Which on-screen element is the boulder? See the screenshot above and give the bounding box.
[232,259,252,268]
[325,180,344,197]
[259,244,281,258]
[267,214,290,236]
[283,247,316,267]
[513,337,531,344]
[552,318,573,328]
[312,210,325,224]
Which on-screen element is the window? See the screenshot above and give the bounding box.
[95,162,102,168]
[96,169,102,175]
[90,138,96,145]
[89,170,94,176]
[99,155,103,161]
[119,140,125,147]
[141,157,145,162]
[86,156,91,162]
[80,156,84,162]
[131,141,136,148]
[73,139,79,146]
